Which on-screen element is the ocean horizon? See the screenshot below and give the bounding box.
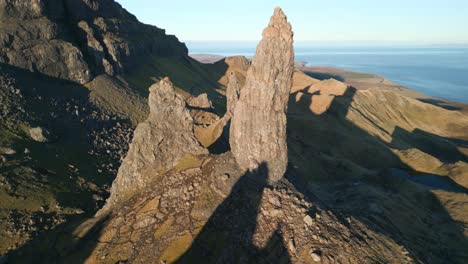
[187,42,468,103]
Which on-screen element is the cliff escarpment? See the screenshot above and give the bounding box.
[0,0,187,83]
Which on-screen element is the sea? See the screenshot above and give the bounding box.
[187,42,468,103]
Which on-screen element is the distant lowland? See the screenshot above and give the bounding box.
[189,42,468,104]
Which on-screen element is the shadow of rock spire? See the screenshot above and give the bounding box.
[176,163,291,263]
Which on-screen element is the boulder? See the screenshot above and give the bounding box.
[187,93,213,109]
[230,7,294,182]
[29,127,53,142]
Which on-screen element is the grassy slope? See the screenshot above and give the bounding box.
[124,56,228,115]
[0,65,110,253]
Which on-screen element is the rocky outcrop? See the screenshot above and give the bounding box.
[230,7,294,182]
[225,71,241,117]
[187,93,213,109]
[100,78,207,212]
[0,11,92,83]
[0,0,65,20]
[0,0,188,83]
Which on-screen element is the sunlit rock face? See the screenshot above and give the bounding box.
[230,7,294,182]
[100,77,207,213]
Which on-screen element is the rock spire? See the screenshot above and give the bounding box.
[229,7,294,182]
[100,77,207,212]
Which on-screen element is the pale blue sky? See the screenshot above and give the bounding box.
[116,0,468,43]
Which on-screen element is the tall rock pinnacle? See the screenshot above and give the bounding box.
[100,77,207,212]
[225,71,241,118]
[229,7,294,182]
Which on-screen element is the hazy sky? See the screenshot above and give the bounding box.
[116,0,468,43]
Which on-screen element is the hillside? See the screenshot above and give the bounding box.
[0,0,224,254]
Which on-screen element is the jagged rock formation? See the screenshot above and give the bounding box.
[0,0,187,83]
[192,74,240,148]
[230,7,294,182]
[225,71,241,117]
[100,78,207,212]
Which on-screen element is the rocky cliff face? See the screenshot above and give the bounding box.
[100,78,207,212]
[0,0,188,83]
[230,7,294,182]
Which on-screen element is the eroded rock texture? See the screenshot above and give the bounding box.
[100,78,207,212]
[225,71,241,118]
[0,0,187,83]
[187,93,213,109]
[230,7,294,182]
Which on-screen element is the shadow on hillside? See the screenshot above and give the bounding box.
[417,98,462,111]
[287,85,468,262]
[179,83,468,262]
[125,56,230,115]
[407,173,468,193]
[391,127,468,163]
[6,214,108,263]
[177,163,291,263]
[302,70,345,82]
[288,86,405,176]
